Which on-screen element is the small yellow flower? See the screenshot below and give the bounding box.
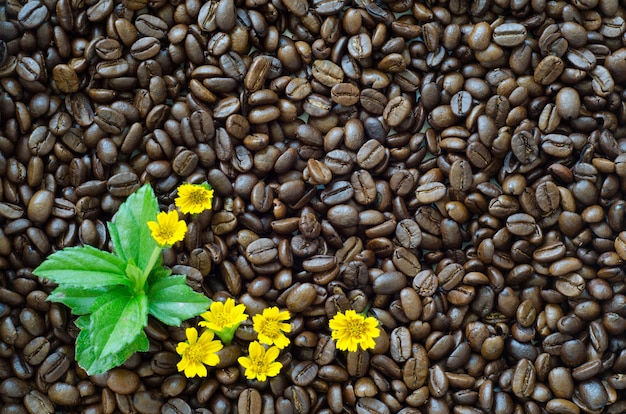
[199,298,248,332]
[175,183,214,215]
[147,211,187,247]
[176,327,223,378]
[238,341,283,381]
[252,307,291,349]
[329,310,380,352]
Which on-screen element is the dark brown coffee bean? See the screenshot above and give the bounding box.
[395,219,422,249]
[506,213,536,236]
[23,336,50,366]
[18,1,50,29]
[107,172,140,198]
[27,190,54,224]
[449,159,473,191]
[48,382,80,406]
[236,388,262,414]
[286,282,317,312]
[107,368,140,394]
[381,96,410,127]
[534,55,565,85]
[493,23,527,47]
[356,397,390,414]
[512,359,536,398]
[162,398,192,414]
[38,352,70,383]
[24,390,54,414]
[330,83,360,106]
[0,377,30,398]
[312,60,344,87]
[290,361,319,387]
[373,271,407,294]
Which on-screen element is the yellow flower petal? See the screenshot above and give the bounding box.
[271,334,291,350]
[265,346,280,361]
[252,307,291,349]
[175,327,223,378]
[186,327,198,344]
[238,356,252,369]
[265,361,283,377]
[148,211,187,246]
[248,341,264,359]
[328,310,380,352]
[200,298,248,332]
[239,342,283,382]
[175,183,214,215]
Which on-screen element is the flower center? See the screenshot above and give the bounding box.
[190,191,207,204]
[253,356,270,373]
[213,312,229,328]
[186,345,202,362]
[159,227,175,239]
[347,320,366,338]
[261,319,280,338]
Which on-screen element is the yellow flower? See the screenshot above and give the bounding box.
[199,298,248,332]
[329,310,380,352]
[238,341,283,381]
[175,183,214,215]
[252,307,291,349]
[147,211,187,247]
[176,327,223,378]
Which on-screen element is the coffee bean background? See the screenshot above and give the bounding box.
[2,0,626,412]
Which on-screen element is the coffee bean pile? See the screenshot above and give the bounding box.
[2,0,626,412]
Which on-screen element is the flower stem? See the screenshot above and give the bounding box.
[361,302,372,317]
[141,246,163,287]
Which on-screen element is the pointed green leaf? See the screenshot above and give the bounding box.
[108,184,159,270]
[33,245,129,288]
[90,292,148,357]
[47,286,110,315]
[75,315,91,330]
[108,222,122,261]
[125,262,147,294]
[147,264,170,285]
[88,285,134,313]
[75,321,149,375]
[147,275,211,326]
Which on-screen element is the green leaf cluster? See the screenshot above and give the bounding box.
[34,184,211,375]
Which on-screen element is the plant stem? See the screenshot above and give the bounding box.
[361,302,372,316]
[142,246,163,286]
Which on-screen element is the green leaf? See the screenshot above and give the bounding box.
[108,184,159,270]
[75,315,90,330]
[125,262,148,294]
[147,275,211,326]
[75,319,149,375]
[90,292,149,357]
[47,286,110,315]
[33,245,129,288]
[147,264,171,285]
[88,285,133,313]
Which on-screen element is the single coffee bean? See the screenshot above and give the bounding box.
[312,59,344,87]
[512,359,536,398]
[24,390,54,414]
[492,23,527,47]
[395,219,422,249]
[38,352,70,383]
[18,1,50,29]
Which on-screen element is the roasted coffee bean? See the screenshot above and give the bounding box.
[18,1,50,29]
[23,336,50,366]
[493,23,527,47]
[38,352,70,383]
[24,390,54,414]
[512,359,536,399]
